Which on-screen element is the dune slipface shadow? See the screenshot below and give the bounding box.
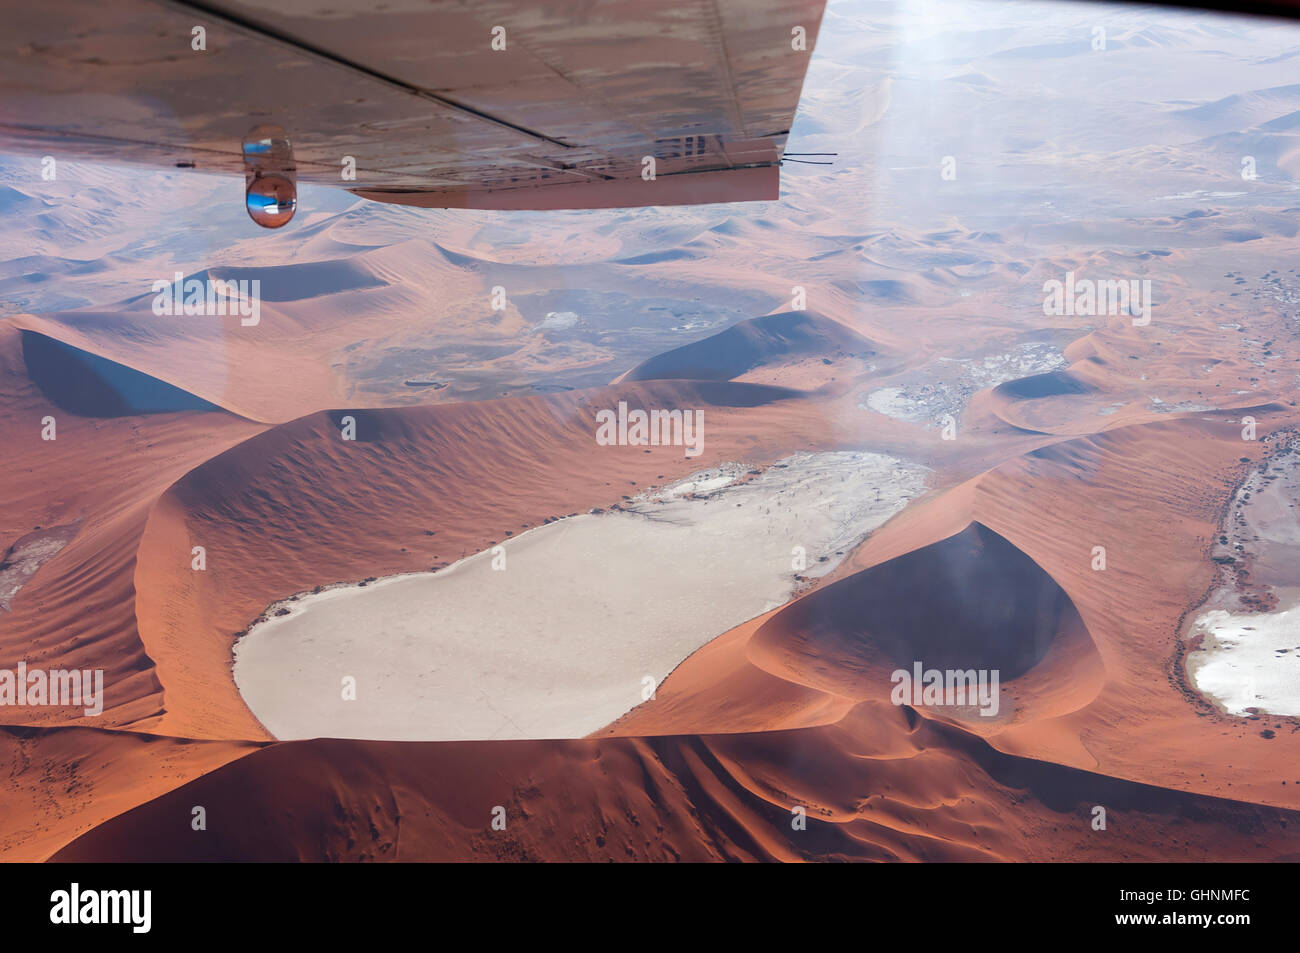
[994,369,1094,402]
[750,522,1104,725]
[988,369,1111,434]
[21,330,220,416]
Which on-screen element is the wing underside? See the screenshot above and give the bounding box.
[0,0,826,209]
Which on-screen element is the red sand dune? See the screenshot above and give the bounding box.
[609,410,1300,814]
[4,289,1300,862]
[617,310,881,386]
[132,377,829,741]
[743,522,1106,727]
[49,709,1300,862]
[9,0,1300,867]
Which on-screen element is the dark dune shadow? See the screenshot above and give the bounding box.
[624,310,876,383]
[995,369,1093,401]
[21,330,221,417]
[762,522,1086,680]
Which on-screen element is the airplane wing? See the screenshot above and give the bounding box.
[0,0,826,220]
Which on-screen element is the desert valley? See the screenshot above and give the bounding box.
[3,0,1300,862]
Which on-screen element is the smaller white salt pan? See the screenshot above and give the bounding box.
[1188,607,1300,716]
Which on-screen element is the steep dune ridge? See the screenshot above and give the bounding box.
[21,330,224,417]
[49,707,1300,862]
[5,242,479,423]
[995,369,1095,402]
[0,322,262,732]
[7,295,1299,861]
[985,368,1103,434]
[132,379,830,740]
[0,726,257,862]
[611,411,1300,809]
[619,310,879,385]
[978,291,1298,437]
[747,522,1104,725]
[10,311,334,423]
[0,320,265,859]
[8,0,1300,866]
